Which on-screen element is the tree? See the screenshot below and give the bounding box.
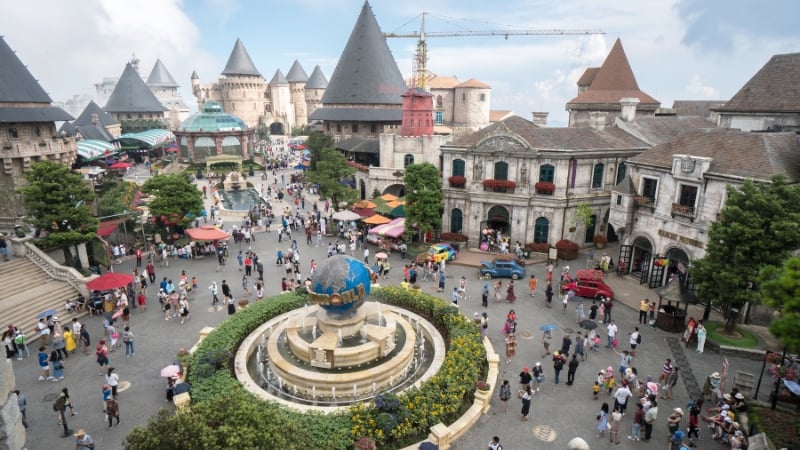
[760,258,800,352]
[403,163,443,241]
[141,174,203,227]
[306,131,333,172]
[306,147,356,207]
[18,161,97,262]
[693,176,800,332]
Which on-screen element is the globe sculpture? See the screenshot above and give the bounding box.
[308,255,371,318]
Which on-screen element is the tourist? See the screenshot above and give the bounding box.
[545,282,553,308]
[505,332,516,365]
[596,402,610,437]
[661,367,680,400]
[531,362,544,392]
[122,326,134,357]
[499,380,512,414]
[629,326,641,356]
[494,280,503,302]
[639,298,650,324]
[541,330,552,357]
[37,346,52,381]
[567,354,580,386]
[606,320,618,348]
[628,402,644,441]
[74,429,94,450]
[613,381,633,415]
[519,366,533,391]
[667,407,684,436]
[79,325,90,355]
[227,295,236,315]
[520,384,532,421]
[49,350,64,381]
[95,340,109,376]
[528,274,537,297]
[553,351,566,384]
[105,397,120,427]
[106,367,120,398]
[488,436,502,450]
[658,359,674,386]
[696,321,707,353]
[643,398,659,442]
[609,405,623,444]
[506,280,516,303]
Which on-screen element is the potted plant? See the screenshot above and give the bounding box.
[535,181,556,194]
[475,380,491,391]
[526,242,550,254]
[593,234,608,249]
[555,239,580,260]
[448,175,467,187]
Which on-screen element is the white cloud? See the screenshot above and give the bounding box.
[685,75,720,99]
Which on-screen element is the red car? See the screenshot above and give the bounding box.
[560,269,614,300]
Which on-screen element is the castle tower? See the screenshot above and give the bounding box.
[452,78,491,133]
[104,62,167,132]
[304,65,328,120]
[286,60,309,128]
[400,88,433,136]
[190,70,200,97]
[268,69,293,134]
[218,38,266,128]
[146,59,189,128]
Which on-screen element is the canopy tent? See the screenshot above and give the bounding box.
[363,214,391,225]
[353,207,375,218]
[354,200,377,209]
[293,161,309,170]
[86,272,134,291]
[368,217,406,238]
[385,200,402,208]
[332,210,362,222]
[380,193,398,202]
[97,219,125,238]
[108,161,133,170]
[115,129,175,148]
[185,225,230,241]
[77,140,117,161]
[389,205,405,217]
[374,202,395,215]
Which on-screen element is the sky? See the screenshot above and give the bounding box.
[2,0,799,126]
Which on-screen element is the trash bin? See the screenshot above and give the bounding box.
[522,249,531,259]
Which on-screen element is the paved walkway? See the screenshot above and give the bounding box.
[10,164,772,450]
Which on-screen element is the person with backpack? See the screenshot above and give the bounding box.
[629,326,641,357]
[122,326,134,358]
[488,436,503,450]
[498,379,512,414]
[553,351,566,384]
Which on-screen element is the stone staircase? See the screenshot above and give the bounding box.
[0,257,86,342]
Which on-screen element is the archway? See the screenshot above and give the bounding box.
[383,184,406,197]
[194,136,216,159]
[269,122,284,135]
[222,136,242,156]
[584,214,597,244]
[665,247,691,286]
[534,217,549,243]
[486,205,510,234]
[631,236,653,285]
[450,208,463,233]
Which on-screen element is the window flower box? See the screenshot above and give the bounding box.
[634,195,655,208]
[671,203,695,216]
[448,175,467,188]
[535,181,555,195]
[482,179,516,193]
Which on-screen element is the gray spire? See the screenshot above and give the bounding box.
[73,100,118,127]
[320,1,406,105]
[285,60,308,83]
[191,70,199,80]
[0,36,53,103]
[104,63,167,113]
[305,65,328,89]
[146,59,179,87]
[270,69,288,85]
[222,38,261,77]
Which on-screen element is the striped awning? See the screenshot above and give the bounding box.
[77,140,117,160]
[116,129,175,147]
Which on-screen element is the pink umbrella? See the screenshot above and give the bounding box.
[112,308,124,320]
[647,382,659,395]
[160,365,181,378]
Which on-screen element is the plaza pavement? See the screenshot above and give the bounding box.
[11,163,769,450]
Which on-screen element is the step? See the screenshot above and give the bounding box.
[3,282,79,331]
[0,259,51,292]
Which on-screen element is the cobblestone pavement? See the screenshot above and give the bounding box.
[11,163,769,450]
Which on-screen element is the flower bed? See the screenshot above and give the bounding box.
[178,287,485,450]
[525,242,550,254]
[482,179,517,189]
[555,239,579,260]
[440,232,468,242]
[448,176,466,188]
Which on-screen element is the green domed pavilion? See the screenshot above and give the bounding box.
[174,101,255,161]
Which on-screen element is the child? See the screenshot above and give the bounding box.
[607,374,616,396]
[528,275,537,297]
[593,381,601,400]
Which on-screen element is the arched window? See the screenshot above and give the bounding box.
[616,162,627,185]
[404,154,414,167]
[450,208,463,233]
[534,217,550,243]
[7,128,18,139]
[493,161,508,180]
[33,126,41,138]
[592,163,605,189]
[538,164,554,182]
[452,159,465,177]
[436,95,443,107]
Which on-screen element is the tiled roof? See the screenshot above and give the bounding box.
[615,115,716,146]
[269,69,288,85]
[59,122,112,141]
[427,76,460,89]
[285,60,308,83]
[309,107,401,122]
[567,38,659,106]
[629,129,800,181]
[671,100,727,117]
[456,78,490,89]
[0,106,72,123]
[74,101,119,127]
[489,110,514,122]
[146,59,179,87]
[614,175,637,194]
[320,1,407,106]
[335,136,379,154]
[305,65,328,89]
[0,36,53,103]
[451,115,648,150]
[104,63,167,113]
[577,68,600,87]
[715,53,800,113]
[222,38,261,77]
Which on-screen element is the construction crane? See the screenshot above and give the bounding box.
[385,12,605,89]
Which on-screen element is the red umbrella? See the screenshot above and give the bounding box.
[109,162,132,170]
[86,272,134,291]
[185,225,230,241]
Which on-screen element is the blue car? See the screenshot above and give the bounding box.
[479,259,526,280]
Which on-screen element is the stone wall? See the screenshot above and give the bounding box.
[0,359,25,450]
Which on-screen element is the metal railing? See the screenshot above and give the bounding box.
[21,240,88,293]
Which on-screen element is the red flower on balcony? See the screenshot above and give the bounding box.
[448,175,467,187]
[535,181,556,194]
[482,179,517,189]
[347,161,369,172]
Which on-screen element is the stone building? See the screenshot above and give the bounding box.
[305,65,328,120]
[427,75,492,136]
[0,36,77,217]
[174,101,254,161]
[60,100,121,141]
[440,115,648,245]
[566,38,660,128]
[104,62,168,133]
[146,59,190,129]
[191,39,323,134]
[609,52,800,288]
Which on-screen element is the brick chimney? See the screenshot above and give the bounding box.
[531,112,549,128]
[619,97,640,122]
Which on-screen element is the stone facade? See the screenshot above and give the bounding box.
[0,359,25,450]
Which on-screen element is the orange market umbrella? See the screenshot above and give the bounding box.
[380,193,398,202]
[185,225,230,241]
[363,214,391,225]
[354,200,377,209]
[386,200,402,208]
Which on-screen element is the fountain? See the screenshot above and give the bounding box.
[238,255,445,409]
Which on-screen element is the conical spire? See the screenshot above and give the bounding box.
[222,38,261,77]
[305,65,328,89]
[270,69,288,85]
[105,63,167,112]
[285,60,308,83]
[588,38,639,90]
[321,1,406,105]
[0,36,53,103]
[146,59,179,87]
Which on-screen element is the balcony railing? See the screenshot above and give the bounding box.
[671,203,696,217]
[634,195,655,208]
